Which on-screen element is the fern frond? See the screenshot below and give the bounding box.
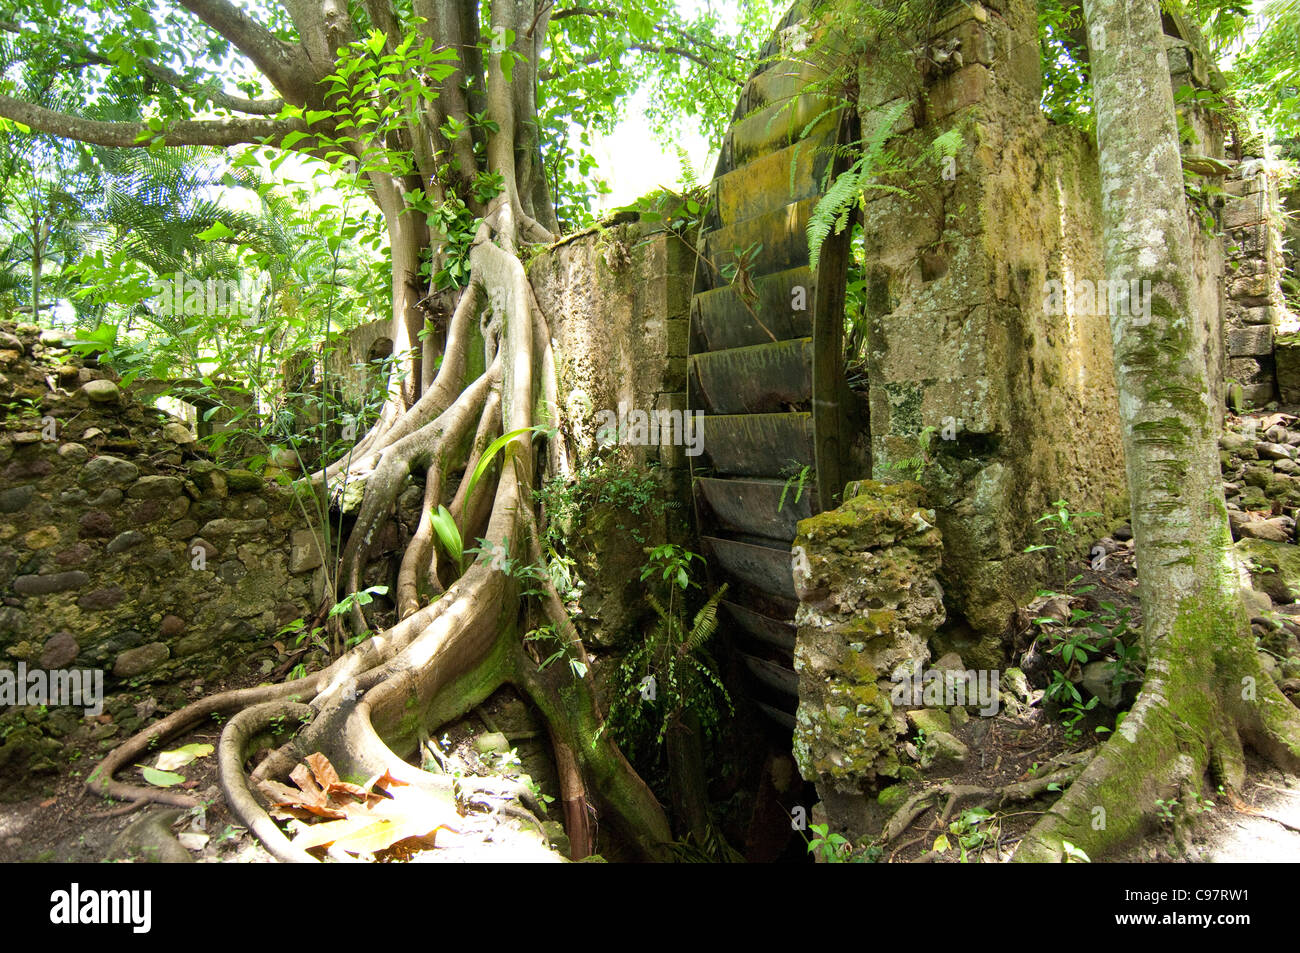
[685,583,728,654]
[807,161,864,270]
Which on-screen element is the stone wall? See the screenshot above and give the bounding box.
[1223,164,1289,405]
[855,0,1124,648]
[527,217,695,650]
[529,217,694,472]
[852,0,1230,649]
[791,482,946,835]
[0,320,325,795]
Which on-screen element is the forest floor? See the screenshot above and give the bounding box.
[0,662,567,863]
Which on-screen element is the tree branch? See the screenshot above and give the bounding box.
[0,20,284,116]
[0,94,305,149]
[541,41,735,81]
[177,0,314,101]
[551,6,743,61]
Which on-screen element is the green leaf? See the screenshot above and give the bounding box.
[195,221,235,241]
[431,505,463,570]
[155,743,214,771]
[462,426,547,512]
[140,765,186,788]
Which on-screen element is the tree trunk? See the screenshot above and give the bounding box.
[1014,0,1300,860]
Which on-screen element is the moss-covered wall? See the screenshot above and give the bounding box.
[853,0,1227,647]
[0,321,331,795]
[527,219,696,651]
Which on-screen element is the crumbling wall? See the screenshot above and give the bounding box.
[527,217,695,650]
[0,321,327,796]
[857,0,1126,650]
[854,0,1229,651]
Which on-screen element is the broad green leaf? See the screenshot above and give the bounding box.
[155,743,214,772]
[140,766,186,788]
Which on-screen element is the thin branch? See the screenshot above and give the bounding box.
[540,40,734,80]
[551,6,743,61]
[0,20,283,116]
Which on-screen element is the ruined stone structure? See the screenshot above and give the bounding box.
[688,0,1277,833]
[0,322,339,797]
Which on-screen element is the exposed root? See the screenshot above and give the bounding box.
[218,701,320,864]
[338,360,499,630]
[881,748,1097,845]
[92,191,675,865]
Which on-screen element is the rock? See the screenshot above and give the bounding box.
[106,809,193,864]
[198,518,269,538]
[127,475,184,499]
[39,631,79,669]
[113,642,170,678]
[159,615,186,637]
[81,379,121,404]
[0,485,35,513]
[188,537,218,563]
[57,442,90,464]
[1258,442,1294,461]
[923,731,968,770]
[1239,518,1291,542]
[174,632,207,658]
[473,732,511,755]
[54,543,93,567]
[1258,652,1279,679]
[23,525,61,549]
[1220,433,1252,453]
[88,488,123,507]
[1081,659,1124,707]
[189,463,227,498]
[268,448,300,470]
[288,528,327,573]
[3,457,52,481]
[877,784,910,812]
[77,510,116,538]
[1241,587,1273,617]
[162,422,196,445]
[905,708,952,736]
[933,651,966,672]
[13,571,90,595]
[1001,666,1031,702]
[224,469,264,492]
[79,455,139,486]
[78,587,125,611]
[105,530,147,554]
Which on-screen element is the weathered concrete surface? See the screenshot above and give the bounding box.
[527,217,695,650]
[791,482,944,822]
[851,0,1228,650]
